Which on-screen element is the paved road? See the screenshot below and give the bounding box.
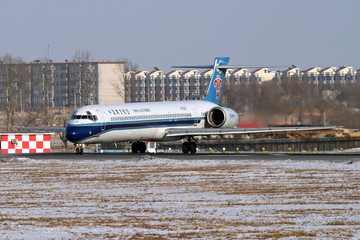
[2,152,360,162]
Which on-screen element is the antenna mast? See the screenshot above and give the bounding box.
[47,42,50,62]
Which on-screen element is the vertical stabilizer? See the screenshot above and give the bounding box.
[203,57,229,105]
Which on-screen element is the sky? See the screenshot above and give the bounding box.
[1,0,360,72]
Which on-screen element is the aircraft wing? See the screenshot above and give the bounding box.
[165,126,338,137]
[16,126,66,132]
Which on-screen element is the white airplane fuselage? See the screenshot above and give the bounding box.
[65,100,239,144]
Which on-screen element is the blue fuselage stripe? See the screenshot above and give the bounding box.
[66,118,203,142]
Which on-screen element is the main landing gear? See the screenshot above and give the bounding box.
[131,141,146,153]
[182,139,197,154]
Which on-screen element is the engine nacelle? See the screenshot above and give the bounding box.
[206,107,239,128]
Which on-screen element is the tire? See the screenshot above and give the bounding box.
[75,147,84,155]
[189,142,197,154]
[131,142,139,153]
[182,142,190,154]
[139,142,146,153]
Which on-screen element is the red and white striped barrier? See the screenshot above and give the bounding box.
[1,133,52,154]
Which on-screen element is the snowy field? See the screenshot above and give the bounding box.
[0,156,359,239]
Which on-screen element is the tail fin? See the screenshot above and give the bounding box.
[203,57,229,105]
[172,57,282,105]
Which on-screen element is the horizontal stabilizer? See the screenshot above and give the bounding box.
[218,65,286,69]
[172,65,286,69]
[171,65,214,69]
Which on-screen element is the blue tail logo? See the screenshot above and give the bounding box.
[203,57,229,105]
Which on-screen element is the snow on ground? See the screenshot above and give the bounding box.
[0,156,359,239]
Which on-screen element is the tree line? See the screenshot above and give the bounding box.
[221,79,360,129]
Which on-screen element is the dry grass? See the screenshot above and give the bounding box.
[0,158,359,239]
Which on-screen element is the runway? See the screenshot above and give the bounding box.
[3,151,360,162]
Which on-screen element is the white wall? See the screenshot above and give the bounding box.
[97,63,125,104]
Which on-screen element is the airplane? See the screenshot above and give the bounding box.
[19,57,336,154]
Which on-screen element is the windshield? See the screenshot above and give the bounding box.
[71,112,98,121]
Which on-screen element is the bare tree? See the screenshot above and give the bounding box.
[0,54,29,131]
[111,58,139,102]
[73,49,93,62]
[72,50,95,106]
[123,58,139,73]
[336,82,360,109]
[222,77,337,126]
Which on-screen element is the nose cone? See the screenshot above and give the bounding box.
[66,124,99,143]
[65,125,83,143]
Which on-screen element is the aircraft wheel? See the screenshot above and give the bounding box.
[131,142,139,153]
[189,142,197,154]
[182,142,190,154]
[75,147,84,155]
[139,142,146,153]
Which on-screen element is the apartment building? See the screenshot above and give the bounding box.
[229,69,251,84]
[164,70,179,101]
[132,71,148,102]
[318,67,337,85]
[0,61,125,110]
[335,67,355,85]
[251,68,276,82]
[302,67,321,84]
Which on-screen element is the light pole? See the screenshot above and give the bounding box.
[79,63,83,106]
[42,65,48,125]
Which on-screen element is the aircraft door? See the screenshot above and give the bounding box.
[191,106,200,126]
[96,110,106,131]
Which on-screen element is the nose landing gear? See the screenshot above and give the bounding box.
[75,144,84,155]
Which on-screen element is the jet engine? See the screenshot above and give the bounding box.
[206,107,239,128]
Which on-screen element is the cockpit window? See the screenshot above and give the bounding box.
[72,114,98,121]
[71,111,78,119]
